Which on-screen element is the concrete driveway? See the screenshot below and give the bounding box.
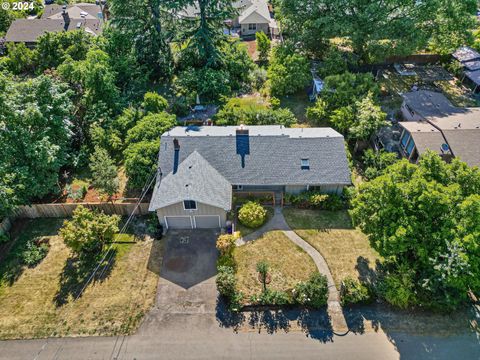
[139,229,220,334]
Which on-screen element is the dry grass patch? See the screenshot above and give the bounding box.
[0,218,161,340]
[283,209,381,288]
[233,231,317,301]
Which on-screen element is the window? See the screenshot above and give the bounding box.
[400,131,411,148]
[183,200,197,210]
[405,138,415,156]
[232,185,243,190]
[248,23,257,31]
[301,159,310,170]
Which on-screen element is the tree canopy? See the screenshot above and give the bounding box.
[350,152,480,309]
[277,0,478,61]
[0,74,74,211]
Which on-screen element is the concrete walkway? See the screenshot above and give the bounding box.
[236,207,348,333]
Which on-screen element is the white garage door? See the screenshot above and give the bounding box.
[165,216,193,229]
[194,216,221,229]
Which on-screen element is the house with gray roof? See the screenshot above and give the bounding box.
[149,125,351,230]
[398,90,480,167]
[178,0,278,38]
[5,3,105,46]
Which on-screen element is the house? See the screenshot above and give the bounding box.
[398,90,480,167]
[179,0,278,38]
[5,3,105,46]
[452,47,480,93]
[149,125,351,230]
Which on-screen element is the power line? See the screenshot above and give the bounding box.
[33,169,159,360]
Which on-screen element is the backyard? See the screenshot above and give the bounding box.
[233,231,318,302]
[283,209,381,288]
[0,218,161,340]
[378,66,479,119]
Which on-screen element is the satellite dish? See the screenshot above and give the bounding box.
[441,143,450,153]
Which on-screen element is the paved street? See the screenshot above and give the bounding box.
[1,230,479,360]
[1,310,479,360]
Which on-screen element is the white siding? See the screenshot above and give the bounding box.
[156,201,227,228]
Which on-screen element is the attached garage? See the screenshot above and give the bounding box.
[164,216,193,229]
[194,215,221,229]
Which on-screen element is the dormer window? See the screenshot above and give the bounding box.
[301,159,310,170]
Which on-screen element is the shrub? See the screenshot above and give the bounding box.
[267,45,310,96]
[216,266,237,298]
[379,268,417,309]
[250,289,290,306]
[214,97,295,127]
[256,259,270,291]
[238,201,267,228]
[217,253,236,269]
[0,232,10,244]
[340,277,373,306]
[142,92,168,114]
[323,194,344,211]
[216,234,236,256]
[362,149,398,180]
[21,240,49,267]
[293,272,329,308]
[60,206,120,256]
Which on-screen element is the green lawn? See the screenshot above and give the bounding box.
[0,218,161,340]
[233,231,317,302]
[283,209,382,288]
[279,91,317,125]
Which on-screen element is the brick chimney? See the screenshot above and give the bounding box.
[62,5,70,30]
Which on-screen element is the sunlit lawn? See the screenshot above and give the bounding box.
[233,231,317,302]
[283,209,382,288]
[0,218,161,340]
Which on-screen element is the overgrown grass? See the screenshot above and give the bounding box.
[283,209,382,288]
[236,206,274,237]
[0,218,161,340]
[279,91,315,125]
[233,231,317,302]
[434,80,479,107]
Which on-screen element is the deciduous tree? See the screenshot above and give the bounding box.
[350,152,480,309]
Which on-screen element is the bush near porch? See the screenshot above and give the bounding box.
[0,218,161,340]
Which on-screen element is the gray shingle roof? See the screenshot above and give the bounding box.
[156,126,351,187]
[5,18,102,43]
[41,3,102,19]
[149,151,232,211]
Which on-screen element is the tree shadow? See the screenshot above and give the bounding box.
[54,249,117,307]
[355,256,384,287]
[216,298,333,342]
[146,238,164,276]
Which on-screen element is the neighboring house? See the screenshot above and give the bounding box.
[179,0,278,38]
[452,46,480,93]
[399,90,480,167]
[5,3,105,46]
[149,125,351,230]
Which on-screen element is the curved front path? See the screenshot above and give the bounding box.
[237,207,348,333]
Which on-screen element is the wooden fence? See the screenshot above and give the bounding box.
[12,202,151,219]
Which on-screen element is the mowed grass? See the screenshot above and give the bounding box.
[283,209,381,288]
[233,231,317,301]
[0,218,161,340]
